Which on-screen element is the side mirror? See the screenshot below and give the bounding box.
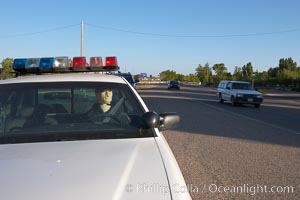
[226,87,231,90]
[141,111,180,131]
[159,112,180,131]
[135,79,140,83]
[142,111,160,129]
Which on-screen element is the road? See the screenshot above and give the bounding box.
[138,84,300,200]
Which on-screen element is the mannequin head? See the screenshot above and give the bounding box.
[95,88,113,112]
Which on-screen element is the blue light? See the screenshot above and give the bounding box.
[13,58,27,70]
[39,57,54,69]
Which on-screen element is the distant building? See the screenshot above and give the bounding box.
[140,73,147,78]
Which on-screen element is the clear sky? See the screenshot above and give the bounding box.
[0,0,299,76]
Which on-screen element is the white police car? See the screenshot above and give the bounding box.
[0,56,191,200]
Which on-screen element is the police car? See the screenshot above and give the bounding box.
[0,56,191,200]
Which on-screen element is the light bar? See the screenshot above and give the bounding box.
[12,55,119,74]
[72,57,86,70]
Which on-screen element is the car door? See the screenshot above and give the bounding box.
[223,82,232,101]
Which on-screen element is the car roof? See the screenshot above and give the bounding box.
[0,73,127,85]
[230,81,250,84]
[220,80,250,84]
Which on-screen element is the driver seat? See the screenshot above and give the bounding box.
[5,107,34,132]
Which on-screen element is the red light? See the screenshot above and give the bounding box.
[72,57,86,68]
[105,57,118,66]
[90,57,103,66]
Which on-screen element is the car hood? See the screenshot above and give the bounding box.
[232,89,262,95]
[0,138,171,200]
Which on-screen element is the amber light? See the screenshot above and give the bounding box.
[90,57,103,66]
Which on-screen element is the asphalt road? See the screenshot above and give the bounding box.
[138,84,300,200]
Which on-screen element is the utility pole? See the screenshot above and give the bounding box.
[80,20,84,56]
[206,67,209,84]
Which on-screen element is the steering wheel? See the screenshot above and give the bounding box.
[93,113,122,124]
[9,127,22,132]
[92,113,131,125]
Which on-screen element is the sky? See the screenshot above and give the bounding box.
[0,0,299,76]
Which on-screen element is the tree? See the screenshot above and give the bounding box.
[233,66,243,81]
[159,70,177,81]
[277,58,298,86]
[1,58,14,79]
[212,63,227,83]
[242,62,253,81]
[253,70,269,86]
[176,74,185,81]
[268,67,279,78]
[195,64,204,81]
[195,62,211,84]
[186,74,199,83]
[279,57,297,71]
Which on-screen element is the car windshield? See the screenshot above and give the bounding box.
[170,81,179,85]
[0,82,153,144]
[232,82,252,90]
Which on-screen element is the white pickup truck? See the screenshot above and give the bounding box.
[216,80,263,108]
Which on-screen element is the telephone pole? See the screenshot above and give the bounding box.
[206,67,209,84]
[80,20,84,56]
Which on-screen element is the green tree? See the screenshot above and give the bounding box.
[296,67,300,79]
[212,63,227,83]
[159,70,177,81]
[1,58,14,79]
[279,57,297,71]
[268,67,279,78]
[267,67,280,86]
[253,70,269,86]
[195,62,211,84]
[242,62,253,81]
[186,73,199,83]
[176,74,185,81]
[232,66,243,81]
[277,58,298,86]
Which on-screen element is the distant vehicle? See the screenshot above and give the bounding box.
[168,80,180,90]
[115,72,139,89]
[217,80,263,108]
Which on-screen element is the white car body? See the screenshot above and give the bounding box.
[0,74,191,200]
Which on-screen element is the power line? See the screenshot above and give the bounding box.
[0,23,80,39]
[1,22,299,39]
[85,22,300,38]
